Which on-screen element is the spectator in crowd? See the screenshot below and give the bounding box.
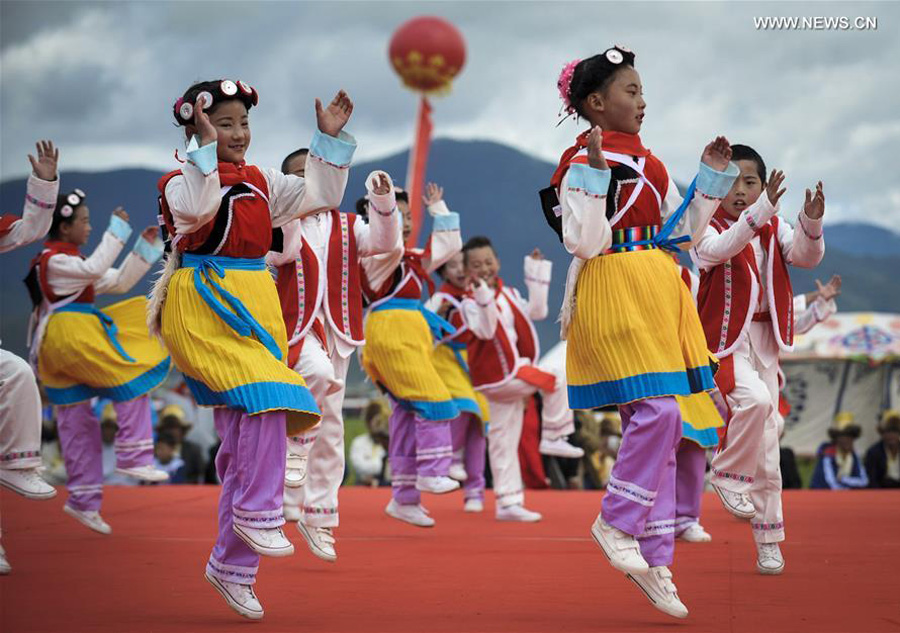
[864,410,900,489]
[779,444,803,490]
[98,403,135,486]
[349,400,390,486]
[577,410,621,490]
[810,412,868,489]
[154,433,186,484]
[156,404,205,483]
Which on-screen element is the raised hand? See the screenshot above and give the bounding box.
[112,206,130,223]
[766,169,787,207]
[28,140,59,181]
[370,172,392,196]
[530,247,544,260]
[141,226,159,243]
[701,136,732,172]
[803,181,825,220]
[815,274,842,301]
[315,89,354,137]
[587,125,608,171]
[193,97,217,146]
[423,182,444,206]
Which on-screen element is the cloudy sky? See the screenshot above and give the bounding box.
[2,1,898,227]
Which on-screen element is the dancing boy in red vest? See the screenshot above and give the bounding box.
[270,150,400,562]
[462,238,583,522]
[692,145,825,575]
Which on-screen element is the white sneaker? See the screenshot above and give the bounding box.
[712,484,756,519]
[296,522,337,562]
[385,499,435,527]
[496,504,542,522]
[205,572,264,620]
[115,464,170,483]
[285,453,308,488]
[232,525,294,557]
[448,463,468,482]
[0,468,57,500]
[464,498,484,513]
[626,566,689,619]
[539,437,585,459]
[756,542,785,575]
[63,505,112,535]
[590,516,648,575]
[283,505,302,523]
[678,523,712,543]
[0,545,10,575]
[416,475,460,494]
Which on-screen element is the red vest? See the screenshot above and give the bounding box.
[275,210,365,355]
[157,162,273,258]
[433,282,472,345]
[362,247,435,306]
[29,241,95,305]
[697,208,794,362]
[0,214,19,240]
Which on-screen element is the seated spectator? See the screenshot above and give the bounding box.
[864,410,900,489]
[156,404,205,483]
[98,403,135,486]
[154,433,186,484]
[349,400,390,486]
[578,410,621,489]
[810,412,869,489]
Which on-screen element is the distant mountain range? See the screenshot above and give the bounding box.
[2,139,899,367]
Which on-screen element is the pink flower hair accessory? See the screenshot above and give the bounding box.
[557,58,582,115]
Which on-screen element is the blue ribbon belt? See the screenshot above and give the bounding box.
[181,253,282,360]
[443,339,470,373]
[614,176,697,253]
[56,303,135,363]
[371,297,457,341]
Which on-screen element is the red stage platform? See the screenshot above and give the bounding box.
[1,487,898,632]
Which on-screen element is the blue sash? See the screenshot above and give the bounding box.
[56,303,135,363]
[370,297,456,341]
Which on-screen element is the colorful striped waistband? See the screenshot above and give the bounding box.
[604,225,660,254]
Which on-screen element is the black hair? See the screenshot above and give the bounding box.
[49,189,87,240]
[730,144,767,184]
[395,190,409,204]
[462,235,495,264]
[568,47,637,120]
[281,148,309,175]
[174,79,257,128]
[156,432,178,448]
[435,263,448,279]
[355,196,369,221]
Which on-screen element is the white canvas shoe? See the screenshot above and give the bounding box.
[63,505,112,535]
[590,517,649,575]
[496,504,542,522]
[678,523,712,543]
[283,505,302,523]
[626,566,689,619]
[0,468,57,500]
[296,522,337,562]
[539,437,585,459]
[385,499,435,527]
[0,545,10,575]
[232,525,294,557]
[712,483,756,519]
[756,542,785,575]
[205,572,264,620]
[448,463,468,482]
[416,475,460,494]
[285,454,308,488]
[115,464,169,483]
[464,498,484,513]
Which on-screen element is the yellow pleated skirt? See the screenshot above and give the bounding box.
[567,248,715,409]
[361,308,458,421]
[160,265,319,436]
[39,296,170,405]
[676,392,723,448]
[431,344,490,423]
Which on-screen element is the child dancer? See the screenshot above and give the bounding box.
[270,150,400,562]
[553,47,738,617]
[360,183,463,527]
[26,190,170,535]
[461,238,582,522]
[0,141,60,575]
[151,79,355,619]
[692,144,825,575]
[426,251,491,512]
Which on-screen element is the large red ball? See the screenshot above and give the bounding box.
[389,16,466,93]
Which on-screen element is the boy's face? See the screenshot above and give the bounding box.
[465,245,500,289]
[441,252,467,289]
[210,100,251,164]
[722,159,764,218]
[836,434,856,452]
[398,199,413,242]
[155,442,175,464]
[284,153,307,178]
[61,205,92,246]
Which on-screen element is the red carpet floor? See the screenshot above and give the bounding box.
[1,487,898,633]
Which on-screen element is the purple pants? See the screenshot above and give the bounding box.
[601,396,682,567]
[57,395,154,512]
[450,412,486,501]
[206,408,287,586]
[390,399,452,505]
[674,439,707,535]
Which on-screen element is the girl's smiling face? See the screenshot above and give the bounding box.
[583,66,646,134]
[441,252,467,290]
[60,205,92,245]
[207,100,251,163]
